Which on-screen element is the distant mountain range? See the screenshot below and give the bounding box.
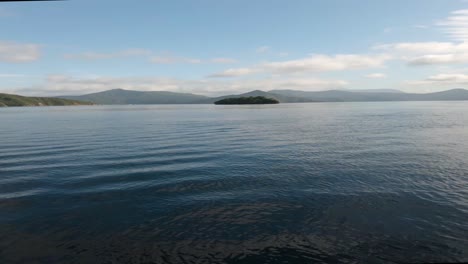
[0,93,93,107]
[61,89,209,105]
[57,88,468,105]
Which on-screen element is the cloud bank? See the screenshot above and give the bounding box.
[9,75,348,97]
[209,54,390,78]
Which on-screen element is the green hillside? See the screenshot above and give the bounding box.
[0,93,93,107]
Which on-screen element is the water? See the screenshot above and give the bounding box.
[0,102,467,264]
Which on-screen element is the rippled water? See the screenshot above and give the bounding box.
[1,102,467,263]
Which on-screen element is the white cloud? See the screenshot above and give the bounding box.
[437,9,468,41]
[261,78,348,90]
[427,73,468,82]
[375,42,468,54]
[365,73,387,79]
[408,73,468,86]
[150,56,202,64]
[408,54,468,65]
[373,8,468,65]
[375,41,468,65]
[263,54,390,73]
[404,71,468,92]
[208,68,259,78]
[209,54,390,78]
[371,9,468,66]
[0,41,41,63]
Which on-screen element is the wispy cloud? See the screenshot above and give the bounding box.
[374,42,468,54]
[66,49,237,65]
[150,56,202,64]
[375,42,468,65]
[427,73,468,83]
[365,73,387,79]
[407,73,468,86]
[437,9,468,41]
[210,58,238,64]
[263,54,390,73]
[255,46,290,57]
[208,68,259,78]
[408,54,468,65]
[383,27,393,33]
[256,46,271,54]
[0,41,41,63]
[64,49,152,60]
[209,54,390,78]
[373,9,468,65]
[0,73,25,78]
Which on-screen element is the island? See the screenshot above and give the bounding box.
[214,96,280,105]
[0,93,94,107]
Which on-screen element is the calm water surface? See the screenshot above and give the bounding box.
[0,102,467,263]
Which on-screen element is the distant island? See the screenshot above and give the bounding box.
[214,96,280,105]
[0,93,93,107]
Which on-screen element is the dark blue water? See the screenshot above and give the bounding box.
[0,102,467,264]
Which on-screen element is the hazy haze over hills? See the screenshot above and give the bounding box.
[57,88,468,105]
[270,89,468,102]
[60,89,209,105]
[341,89,404,93]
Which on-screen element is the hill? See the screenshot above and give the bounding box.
[270,89,468,102]
[54,88,468,105]
[60,88,209,105]
[0,93,93,107]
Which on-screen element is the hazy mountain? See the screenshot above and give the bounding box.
[0,93,93,107]
[60,89,209,105]
[55,88,468,105]
[270,89,407,102]
[270,89,468,102]
[344,89,404,93]
[415,88,468,101]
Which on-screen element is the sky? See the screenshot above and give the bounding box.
[1,0,468,96]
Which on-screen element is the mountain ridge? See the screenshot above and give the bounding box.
[60,88,209,105]
[52,88,468,105]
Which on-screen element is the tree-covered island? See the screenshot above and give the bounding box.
[214,96,280,105]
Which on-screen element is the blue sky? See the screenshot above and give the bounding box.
[1,0,468,96]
